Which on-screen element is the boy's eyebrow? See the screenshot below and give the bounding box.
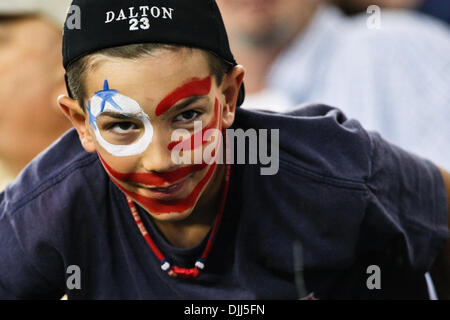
[155,76,212,117]
[96,96,210,120]
[169,96,210,114]
[97,112,139,120]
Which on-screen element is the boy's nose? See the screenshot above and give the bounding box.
[140,130,177,173]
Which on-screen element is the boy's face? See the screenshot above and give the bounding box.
[63,48,243,222]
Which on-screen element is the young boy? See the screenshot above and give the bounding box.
[0,0,448,300]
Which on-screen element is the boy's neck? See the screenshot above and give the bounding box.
[150,163,227,249]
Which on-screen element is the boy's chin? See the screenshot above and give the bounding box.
[146,207,195,222]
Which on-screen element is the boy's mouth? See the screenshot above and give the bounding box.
[145,180,185,197]
[131,174,193,200]
[150,183,181,192]
[99,154,207,188]
[102,156,219,214]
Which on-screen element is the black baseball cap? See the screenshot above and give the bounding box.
[62,0,245,106]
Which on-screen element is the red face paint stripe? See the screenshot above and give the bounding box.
[98,154,207,187]
[98,89,224,215]
[131,126,224,214]
[110,160,218,214]
[168,98,220,151]
[132,161,217,214]
[155,77,212,117]
[101,123,224,215]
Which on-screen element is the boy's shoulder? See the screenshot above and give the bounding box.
[0,129,104,215]
[234,104,372,183]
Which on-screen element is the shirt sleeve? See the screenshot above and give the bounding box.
[360,131,449,271]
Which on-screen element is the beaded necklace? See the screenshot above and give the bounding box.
[125,163,231,279]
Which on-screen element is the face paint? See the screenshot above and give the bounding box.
[155,76,212,116]
[87,80,153,157]
[99,155,208,187]
[168,98,220,151]
[102,100,223,215]
[97,75,224,216]
[100,155,219,214]
[99,130,222,216]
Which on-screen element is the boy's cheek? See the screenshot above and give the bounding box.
[93,141,140,175]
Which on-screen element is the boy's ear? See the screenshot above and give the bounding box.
[57,95,97,153]
[221,65,245,129]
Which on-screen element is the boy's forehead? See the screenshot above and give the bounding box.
[84,48,213,108]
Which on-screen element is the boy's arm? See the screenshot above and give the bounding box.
[430,168,450,300]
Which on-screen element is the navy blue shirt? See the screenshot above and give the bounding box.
[418,0,450,24]
[0,105,448,299]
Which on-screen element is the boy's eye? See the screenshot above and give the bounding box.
[108,122,138,134]
[174,110,201,122]
[99,119,143,146]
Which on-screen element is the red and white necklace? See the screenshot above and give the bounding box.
[125,163,231,279]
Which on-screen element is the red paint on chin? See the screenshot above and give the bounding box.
[155,77,212,116]
[98,122,223,214]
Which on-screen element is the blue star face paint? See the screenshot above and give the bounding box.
[87,80,153,157]
[95,80,122,112]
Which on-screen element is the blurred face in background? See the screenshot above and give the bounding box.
[333,0,421,13]
[0,16,70,174]
[217,0,321,48]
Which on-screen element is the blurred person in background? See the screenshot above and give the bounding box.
[217,0,450,171]
[333,0,450,24]
[0,0,72,190]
